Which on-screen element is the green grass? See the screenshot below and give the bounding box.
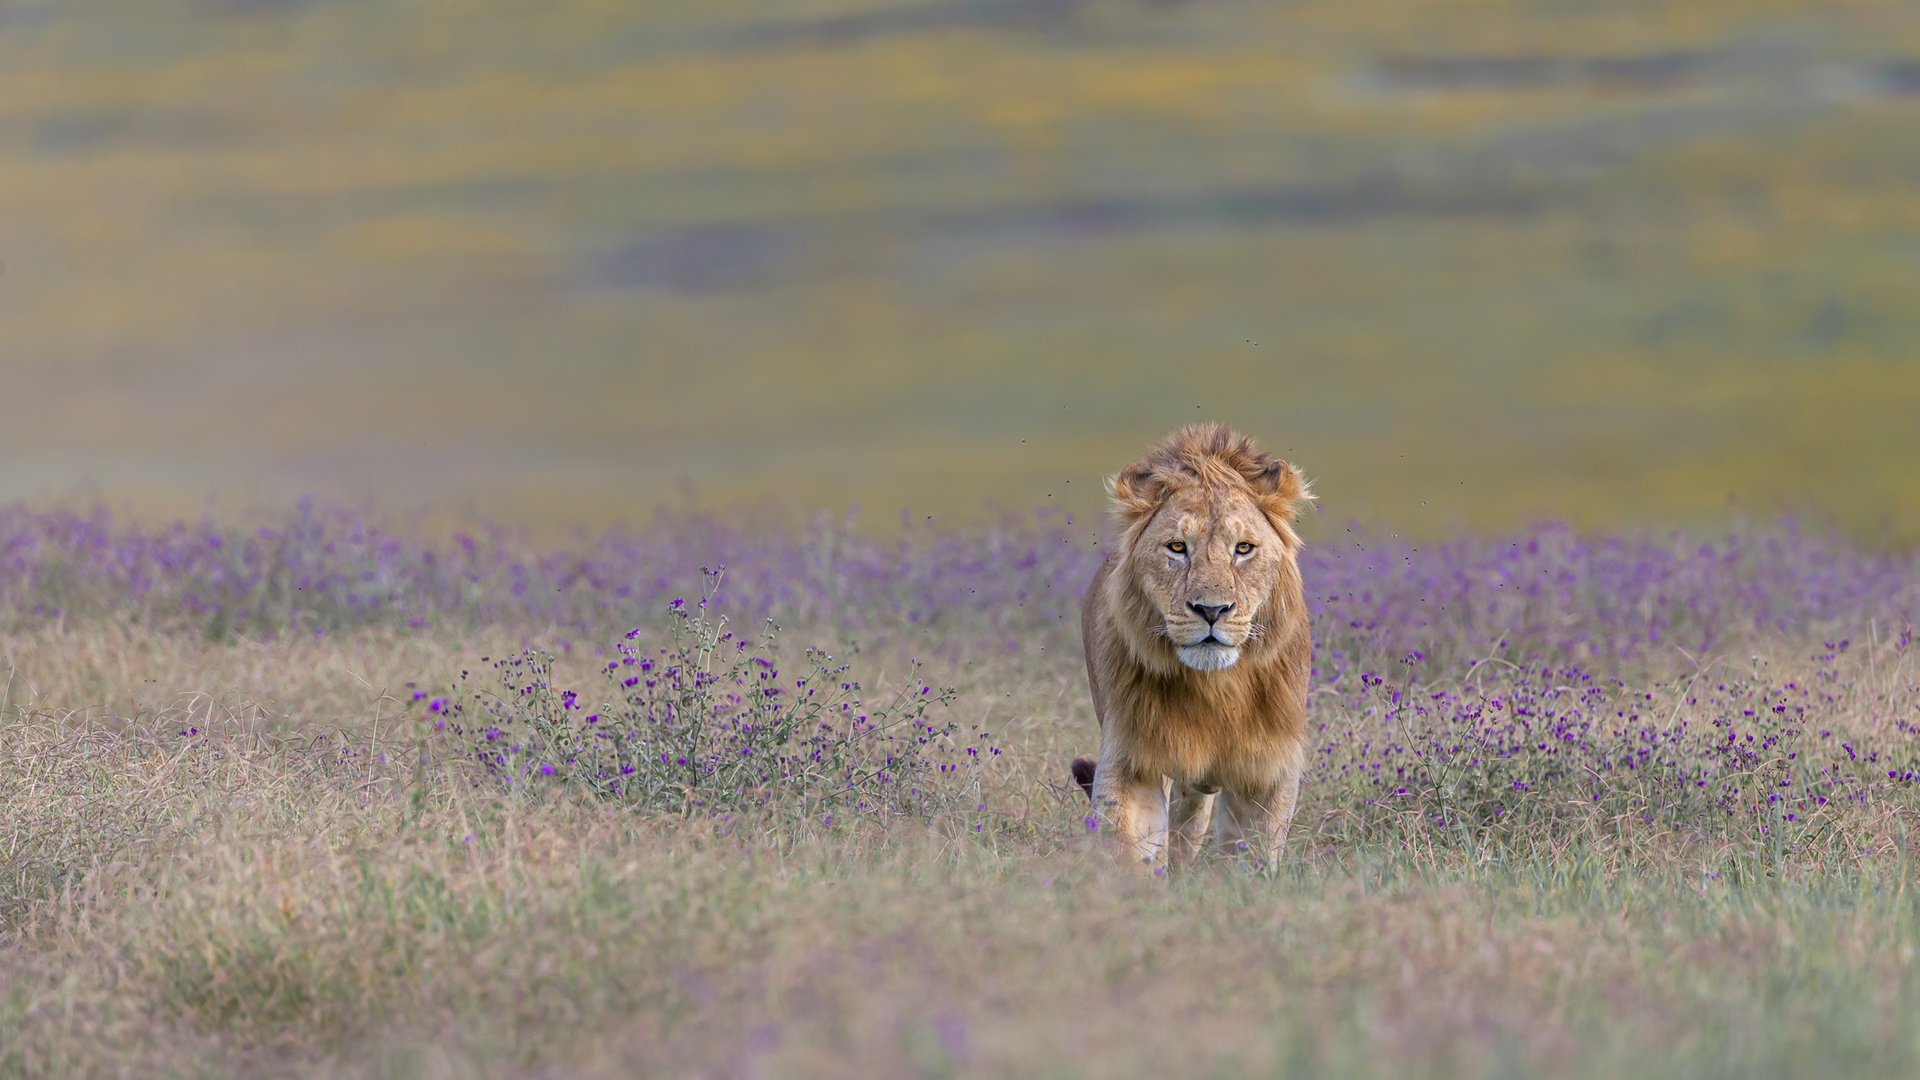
[3,1,1920,536]
[4,616,1919,1077]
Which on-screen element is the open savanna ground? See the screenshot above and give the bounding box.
[5,0,1920,535]
[3,504,1920,1077]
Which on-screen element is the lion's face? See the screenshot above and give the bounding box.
[1126,482,1287,673]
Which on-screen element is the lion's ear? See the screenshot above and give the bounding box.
[1251,459,1314,524]
[1106,462,1165,522]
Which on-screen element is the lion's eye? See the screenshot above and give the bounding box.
[1166,541,1187,555]
[1235,542,1256,555]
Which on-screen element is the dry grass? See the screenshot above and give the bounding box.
[3,619,1919,1077]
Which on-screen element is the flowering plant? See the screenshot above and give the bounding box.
[435,569,987,824]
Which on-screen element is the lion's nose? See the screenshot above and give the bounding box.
[1188,602,1234,625]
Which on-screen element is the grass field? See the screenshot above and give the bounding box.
[7,0,1920,1072]
[3,503,1918,1077]
[4,1,1920,535]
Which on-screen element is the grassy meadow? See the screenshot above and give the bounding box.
[7,0,1920,1075]
[2,506,1919,1076]
[3,0,1920,534]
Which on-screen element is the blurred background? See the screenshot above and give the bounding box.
[2,0,1918,540]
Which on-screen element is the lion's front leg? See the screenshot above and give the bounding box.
[1092,765,1169,869]
[1216,767,1302,864]
[1167,783,1217,867]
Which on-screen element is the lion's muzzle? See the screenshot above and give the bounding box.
[1170,600,1250,671]
[1175,640,1241,671]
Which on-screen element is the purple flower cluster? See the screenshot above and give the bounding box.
[5,503,1913,680]
[0,501,1091,645]
[434,570,994,823]
[1307,523,1919,684]
[1312,633,1918,846]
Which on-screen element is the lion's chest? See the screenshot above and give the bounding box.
[1114,670,1299,785]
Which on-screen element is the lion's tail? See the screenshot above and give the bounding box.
[1070,758,1096,802]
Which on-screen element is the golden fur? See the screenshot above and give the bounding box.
[1075,423,1314,868]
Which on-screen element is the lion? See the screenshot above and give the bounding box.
[1072,423,1314,869]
